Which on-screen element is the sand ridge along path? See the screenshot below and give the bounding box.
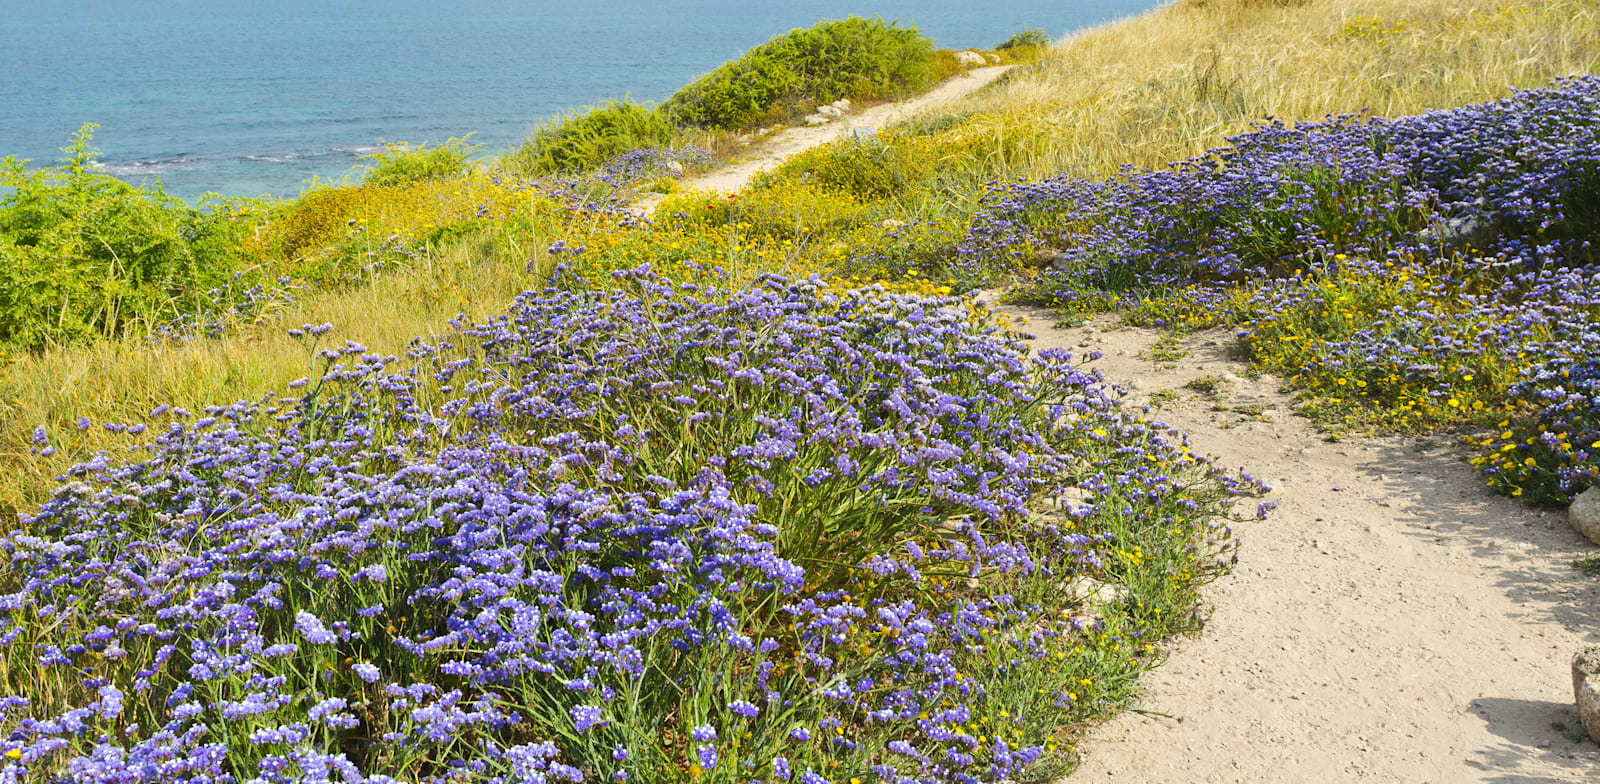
[995,305,1600,783]
[630,65,1012,215]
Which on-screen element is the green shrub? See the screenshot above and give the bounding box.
[361,135,480,186]
[992,28,1052,63]
[512,99,678,174]
[998,28,1051,49]
[756,133,931,200]
[0,125,264,350]
[662,17,937,131]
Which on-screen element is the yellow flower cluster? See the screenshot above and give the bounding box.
[251,172,562,277]
[1341,5,1530,46]
[1245,258,1521,432]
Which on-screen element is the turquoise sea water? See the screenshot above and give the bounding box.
[3,0,1161,202]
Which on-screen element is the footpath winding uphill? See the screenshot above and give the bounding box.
[662,69,1600,782]
[1003,305,1600,784]
[629,65,1013,216]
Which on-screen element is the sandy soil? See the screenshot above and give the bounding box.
[646,66,1600,782]
[630,65,1012,214]
[993,305,1600,784]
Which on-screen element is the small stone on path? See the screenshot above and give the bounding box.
[1569,486,1600,545]
[1573,646,1600,742]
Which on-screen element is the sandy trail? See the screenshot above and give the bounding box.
[630,62,1600,781]
[631,65,1012,214]
[995,305,1600,783]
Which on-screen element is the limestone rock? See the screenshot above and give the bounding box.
[664,160,685,175]
[1059,486,1096,509]
[880,219,907,230]
[1571,487,1600,546]
[1573,646,1600,742]
[832,98,851,111]
[817,104,843,118]
[1065,576,1127,607]
[954,50,987,67]
[986,53,1002,65]
[1418,215,1488,244]
[804,114,830,126]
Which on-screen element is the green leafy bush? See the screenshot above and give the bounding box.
[512,99,678,174]
[662,17,937,131]
[361,135,481,186]
[998,28,1051,49]
[0,125,263,350]
[992,28,1052,63]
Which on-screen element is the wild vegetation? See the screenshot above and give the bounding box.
[510,16,1000,175]
[0,126,269,350]
[360,137,483,188]
[660,17,940,131]
[1,0,1598,780]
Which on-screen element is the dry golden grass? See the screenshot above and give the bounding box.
[947,0,1599,178]
[0,231,543,518]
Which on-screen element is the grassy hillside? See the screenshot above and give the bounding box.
[509,17,995,174]
[0,1,1596,781]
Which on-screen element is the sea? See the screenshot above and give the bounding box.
[2,0,1162,203]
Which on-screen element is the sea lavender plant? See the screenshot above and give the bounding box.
[1,271,1257,783]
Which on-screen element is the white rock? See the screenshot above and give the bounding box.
[664,160,684,175]
[1065,576,1127,607]
[1059,486,1096,508]
[1571,487,1600,546]
[985,53,1002,65]
[832,98,851,110]
[1574,646,1600,742]
[954,50,987,67]
[880,219,907,230]
[804,114,830,126]
[817,105,843,118]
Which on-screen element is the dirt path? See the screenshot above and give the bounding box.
[992,304,1600,783]
[622,59,1600,779]
[631,65,1012,214]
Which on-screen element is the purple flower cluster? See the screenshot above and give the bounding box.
[1484,331,1600,499]
[976,76,1600,499]
[531,146,711,228]
[985,75,1600,305]
[2,272,1252,782]
[592,146,711,190]
[146,276,309,344]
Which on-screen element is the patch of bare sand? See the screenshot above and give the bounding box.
[988,302,1600,783]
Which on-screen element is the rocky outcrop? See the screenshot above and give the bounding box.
[955,50,987,67]
[800,99,853,126]
[1573,646,1600,742]
[1570,486,1600,545]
